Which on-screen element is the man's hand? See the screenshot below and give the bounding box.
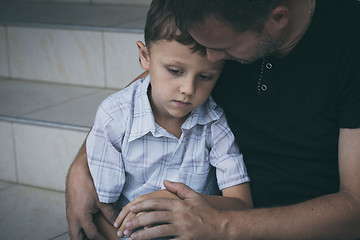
[65,142,117,240]
[123,180,227,240]
[115,189,180,238]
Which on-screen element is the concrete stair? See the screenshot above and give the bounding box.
[0,1,148,192]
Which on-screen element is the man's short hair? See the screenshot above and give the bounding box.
[171,0,283,33]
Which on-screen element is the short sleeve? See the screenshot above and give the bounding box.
[209,113,250,190]
[87,101,127,203]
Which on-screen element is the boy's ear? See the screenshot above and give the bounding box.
[137,41,150,71]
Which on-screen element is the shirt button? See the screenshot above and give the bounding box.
[266,63,272,69]
[261,84,268,91]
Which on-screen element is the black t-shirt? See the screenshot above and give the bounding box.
[213,0,360,207]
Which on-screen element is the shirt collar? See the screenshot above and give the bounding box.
[128,75,223,141]
[128,76,158,142]
[182,95,222,130]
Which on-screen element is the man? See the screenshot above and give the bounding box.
[66,0,360,239]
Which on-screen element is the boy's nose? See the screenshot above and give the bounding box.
[180,78,195,96]
[206,49,227,62]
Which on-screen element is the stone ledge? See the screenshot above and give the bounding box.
[0,77,117,130]
[0,1,148,33]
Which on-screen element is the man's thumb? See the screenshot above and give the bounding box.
[163,180,197,200]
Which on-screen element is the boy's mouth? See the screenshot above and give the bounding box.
[173,100,191,107]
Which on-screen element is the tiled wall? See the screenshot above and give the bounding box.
[5,26,144,89]
[0,121,88,191]
[0,26,9,77]
[0,121,16,182]
[105,32,144,88]
[0,2,146,191]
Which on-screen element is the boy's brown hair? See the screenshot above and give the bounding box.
[144,0,206,56]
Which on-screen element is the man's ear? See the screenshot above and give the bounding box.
[137,41,150,71]
[264,6,289,34]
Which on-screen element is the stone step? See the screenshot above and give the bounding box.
[0,76,117,191]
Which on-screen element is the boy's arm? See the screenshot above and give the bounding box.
[201,183,253,210]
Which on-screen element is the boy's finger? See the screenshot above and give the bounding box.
[68,220,84,240]
[81,219,106,240]
[98,202,117,226]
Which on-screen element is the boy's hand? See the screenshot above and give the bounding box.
[114,189,180,237]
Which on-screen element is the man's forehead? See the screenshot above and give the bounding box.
[189,17,239,47]
[189,19,254,51]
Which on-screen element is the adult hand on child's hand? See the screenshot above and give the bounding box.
[115,189,181,238]
[124,181,226,240]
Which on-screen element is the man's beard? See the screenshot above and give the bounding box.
[227,30,285,64]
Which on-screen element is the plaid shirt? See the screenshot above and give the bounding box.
[87,76,249,205]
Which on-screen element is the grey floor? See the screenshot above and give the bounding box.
[0,181,70,240]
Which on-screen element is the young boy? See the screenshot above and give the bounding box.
[86,0,252,239]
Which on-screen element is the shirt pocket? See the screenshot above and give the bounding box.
[178,164,219,195]
[178,171,210,193]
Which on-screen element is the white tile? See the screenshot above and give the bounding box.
[0,185,68,240]
[104,32,144,89]
[23,89,116,128]
[14,123,88,191]
[8,27,105,87]
[0,78,98,117]
[0,121,16,182]
[0,26,9,77]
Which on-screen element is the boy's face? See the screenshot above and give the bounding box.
[138,40,224,122]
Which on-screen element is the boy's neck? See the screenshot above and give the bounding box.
[155,116,186,139]
[148,86,188,139]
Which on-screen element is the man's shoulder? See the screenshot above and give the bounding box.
[320,0,360,30]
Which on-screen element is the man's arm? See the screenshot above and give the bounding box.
[124,128,360,240]
[65,139,117,240]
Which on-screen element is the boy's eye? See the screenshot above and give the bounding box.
[199,74,213,80]
[168,68,181,75]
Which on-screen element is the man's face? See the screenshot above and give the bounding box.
[189,17,285,64]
